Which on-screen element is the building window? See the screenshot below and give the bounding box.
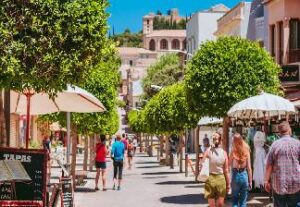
[147,19,150,25]
[171,39,180,50]
[160,39,168,50]
[129,60,133,66]
[290,19,300,50]
[270,24,276,57]
[149,39,156,51]
[183,39,186,50]
[289,19,300,63]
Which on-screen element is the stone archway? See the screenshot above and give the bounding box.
[160,39,168,50]
[149,39,156,51]
[171,39,180,50]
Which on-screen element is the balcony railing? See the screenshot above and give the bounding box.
[289,49,300,63]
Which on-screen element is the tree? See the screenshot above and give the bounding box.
[185,36,281,153]
[140,83,197,170]
[185,36,281,118]
[142,53,184,99]
[142,83,197,134]
[0,0,109,95]
[111,31,142,47]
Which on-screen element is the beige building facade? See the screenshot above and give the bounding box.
[264,0,300,66]
[215,2,251,38]
[143,9,186,52]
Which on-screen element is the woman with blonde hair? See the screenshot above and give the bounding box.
[201,132,230,207]
[229,133,252,207]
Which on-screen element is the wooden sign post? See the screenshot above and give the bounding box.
[59,177,74,207]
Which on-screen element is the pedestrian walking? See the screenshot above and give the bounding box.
[111,134,125,191]
[229,133,252,207]
[264,121,300,207]
[132,136,138,155]
[95,135,108,191]
[200,132,230,207]
[127,140,134,169]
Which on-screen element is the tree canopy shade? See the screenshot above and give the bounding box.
[73,41,121,135]
[141,83,198,134]
[38,39,121,135]
[184,37,281,118]
[0,0,109,95]
[128,110,144,134]
[142,53,183,99]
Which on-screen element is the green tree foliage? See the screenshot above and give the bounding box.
[0,0,109,95]
[38,39,120,135]
[153,16,186,30]
[142,53,183,99]
[185,37,281,118]
[111,29,142,47]
[141,83,197,134]
[128,110,144,133]
[73,41,120,135]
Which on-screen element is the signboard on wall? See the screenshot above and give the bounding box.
[279,65,300,82]
[0,148,47,207]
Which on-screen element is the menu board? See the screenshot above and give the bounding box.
[60,177,74,207]
[0,147,47,206]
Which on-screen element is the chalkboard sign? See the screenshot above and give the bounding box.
[0,147,47,206]
[60,177,74,207]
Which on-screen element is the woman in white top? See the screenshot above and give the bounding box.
[201,132,230,207]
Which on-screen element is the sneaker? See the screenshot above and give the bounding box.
[112,185,116,190]
[117,186,121,191]
[95,187,99,191]
[103,188,107,191]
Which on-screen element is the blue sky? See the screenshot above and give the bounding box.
[107,0,251,34]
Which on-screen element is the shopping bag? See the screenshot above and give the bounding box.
[198,158,209,182]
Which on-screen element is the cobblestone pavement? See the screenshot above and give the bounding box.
[50,152,273,207]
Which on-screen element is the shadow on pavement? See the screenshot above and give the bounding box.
[142,172,182,176]
[160,194,207,205]
[142,176,168,179]
[185,184,204,188]
[75,188,96,193]
[156,181,198,185]
[135,161,159,164]
[136,165,163,169]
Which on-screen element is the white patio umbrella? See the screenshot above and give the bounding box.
[198,117,223,126]
[227,92,297,119]
[10,85,105,148]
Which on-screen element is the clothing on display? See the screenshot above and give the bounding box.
[253,131,266,188]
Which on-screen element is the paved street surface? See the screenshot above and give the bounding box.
[51,152,273,207]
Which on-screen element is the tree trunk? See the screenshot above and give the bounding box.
[165,136,170,166]
[140,133,143,152]
[70,126,78,190]
[179,134,184,173]
[89,135,96,171]
[222,116,230,153]
[0,90,7,147]
[83,135,89,171]
[160,135,164,158]
[195,126,200,182]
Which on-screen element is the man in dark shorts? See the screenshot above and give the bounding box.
[111,134,125,190]
[95,135,107,191]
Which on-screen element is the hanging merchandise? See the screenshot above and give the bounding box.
[253,131,266,188]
